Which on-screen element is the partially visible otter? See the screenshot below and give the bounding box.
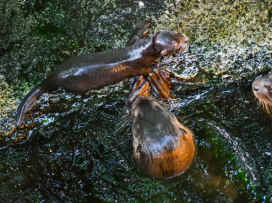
[16,20,189,127]
[127,74,196,179]
[252,71,272,114]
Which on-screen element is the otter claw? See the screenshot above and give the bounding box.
[148,67,171,100]
[126,76,151,111]
[127,20,150,47]
[127,67,172,110]
[179,127,187,134]
[132,19,150,38]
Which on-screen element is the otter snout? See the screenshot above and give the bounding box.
[252,76,272,96]
[181,34,189,44]
[131,96,196,179]
[178,34,189,52]
[252,79,261,94]
[252,73,272,112]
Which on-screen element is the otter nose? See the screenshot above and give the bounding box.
[182,34,189,43]
[252,80,260,93]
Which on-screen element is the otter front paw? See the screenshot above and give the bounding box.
[148,66,171,100]
[126,76,151,111]
[126,20,150,46]
[148,68,171,100]
[132,19,150,38]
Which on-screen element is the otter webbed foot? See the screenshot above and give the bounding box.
[126,76,151,111]
[148,66,171,100]
[126,20,150,46]
[126,66,172,111]
[132,19,150,38]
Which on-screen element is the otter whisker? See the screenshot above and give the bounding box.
[114,119,132,134]
[160,102,179,108]
[117,116,132,126]
[153,96,162,102]
[150,98,180,110]
[264,102,269,113]
[118,113,132,121]
[160,104,173,108]
[160,101,174,105]
[265,103,272,115]
[116,114,132,126]
[257,97,272,115]
[120,113,132,120]
[114,117,133,134]
[117,127,131,142]
[162,105,179,110]
[262,98,272,114]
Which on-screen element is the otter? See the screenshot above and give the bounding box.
[252,71,272,113]
[126,73,196,179]
[16,20,189,127]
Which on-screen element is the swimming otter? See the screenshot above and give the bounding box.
[252,71,272,114]
[127,73,196,179]
[16,20,189,127]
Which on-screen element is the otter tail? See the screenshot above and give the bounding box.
[16,76,57,127]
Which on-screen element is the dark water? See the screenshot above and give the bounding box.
[1,0,272,202]
[1,80,272,202]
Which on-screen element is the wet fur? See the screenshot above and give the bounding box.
[252,71,272,115]
[16,29,188,127]
[132,96,195,179]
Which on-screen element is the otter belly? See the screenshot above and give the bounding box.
[56,63,129,93]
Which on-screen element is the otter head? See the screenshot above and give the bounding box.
[131,96,195,179]
[153,31,189,56]
[252,71,272,114]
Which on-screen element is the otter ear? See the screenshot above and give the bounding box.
[161,50,168,56]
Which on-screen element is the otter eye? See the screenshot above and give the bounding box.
[179,128,187,134]
[137,145,141,153]
[253,88,259,92]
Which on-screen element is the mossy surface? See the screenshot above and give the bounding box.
[154,0,272,84]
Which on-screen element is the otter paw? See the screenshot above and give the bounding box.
[132,19,150,38]
[148,66,171,100]
[126,76,151,111]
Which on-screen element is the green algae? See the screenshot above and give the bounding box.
[153,0,272,83]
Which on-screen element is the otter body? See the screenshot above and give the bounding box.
[252,71,272,111]
[46,39,158,93]
[16,22,188,126]
[132,96,196,179]
[126,74,195,179]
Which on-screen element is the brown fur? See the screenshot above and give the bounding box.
[132,96,196,179]
[252,71,272,115]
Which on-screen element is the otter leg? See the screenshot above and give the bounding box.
[126,20,150,46]
[126,76,151,111]
[148,66,171,100]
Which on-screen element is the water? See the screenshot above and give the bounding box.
[1,78,272,202]
[1,0,272,202]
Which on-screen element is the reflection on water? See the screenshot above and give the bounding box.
[1,80,272,202]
